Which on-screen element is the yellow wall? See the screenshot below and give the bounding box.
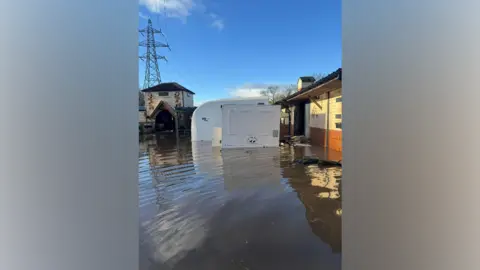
[308,88,342,131]
[328,89,342,131]
[280,108,290,125]
[282,87,342,135]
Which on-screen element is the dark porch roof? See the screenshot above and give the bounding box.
[174,107,197,113]
[276,68,342,105]
[141,82,195,95]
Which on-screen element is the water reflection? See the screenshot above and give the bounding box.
[139,134,342,270]
[283,165,342,253]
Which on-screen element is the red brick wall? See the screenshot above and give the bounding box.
[328,130,342,152]
[310,127,342,154]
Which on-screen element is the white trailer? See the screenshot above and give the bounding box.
[220,104,281,148]
[191,97,268,142]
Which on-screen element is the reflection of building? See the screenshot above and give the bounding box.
[305,166,341,199]
[140,136,211,267]
[277,69,342,157]
[141,82,196,131]
[282,164,342,253]
[147,135,192,166]
[139,137,148,153]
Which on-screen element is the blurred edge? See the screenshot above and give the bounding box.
[343,1,480,270]
[0,1,139,270]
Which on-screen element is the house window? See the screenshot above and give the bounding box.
[335,123,342,129]
[157,92,169,96]
[187,93,191,97]
[336,97,342,102]
[335,114,342,119]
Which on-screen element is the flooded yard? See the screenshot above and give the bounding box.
[139,134,342,270]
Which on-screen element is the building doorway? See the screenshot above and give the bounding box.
[155,110,175,131]
[294,103,306,136]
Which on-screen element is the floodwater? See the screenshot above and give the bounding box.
[139,134,342,270]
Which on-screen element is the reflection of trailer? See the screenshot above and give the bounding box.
[191,97,268,142]
[221,148,282,191]
[190,143,283,192]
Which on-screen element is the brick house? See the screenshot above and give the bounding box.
[141,82,196,131]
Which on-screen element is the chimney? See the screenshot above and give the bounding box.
[297,76,316,91]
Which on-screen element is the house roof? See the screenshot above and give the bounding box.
[276,68,342,105]
[299,76,316,82]
[141,82,195,95]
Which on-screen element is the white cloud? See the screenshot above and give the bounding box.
[231,88,263,98]
[229,83,269,98]
[194,99,207,106]
[139,1,225,29]
[139,0,195,20]
[209,13,224,31]
[229,83,294,98]
[211,19,224,31]
[139,12,149,20]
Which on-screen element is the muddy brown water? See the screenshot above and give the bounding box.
[139,134,342,270]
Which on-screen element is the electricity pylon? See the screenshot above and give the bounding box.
[139,18,171,89]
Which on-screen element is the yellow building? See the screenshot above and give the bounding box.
[278,68,342,157]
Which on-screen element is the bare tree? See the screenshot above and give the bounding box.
[284,84,297,96]
[260,73,324,104]
[261,84,298,104]
[260,85,282,104]
[313,73,326,81]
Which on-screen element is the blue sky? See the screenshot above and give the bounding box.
[139,0,341,105]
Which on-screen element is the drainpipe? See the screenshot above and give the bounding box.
[326,91,330,151]
[181,91,185,128]
[287,105,292,136]
[175,110,180,142]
